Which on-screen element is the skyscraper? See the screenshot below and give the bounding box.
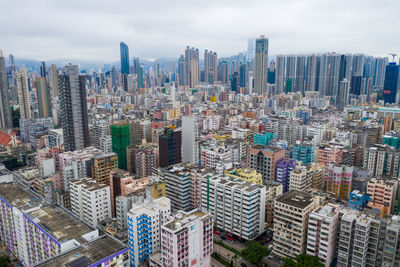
[204,50,217,84]
[286,55,296,91]
[185,46,199,88]
[254,36,268,95]
[59,64,89,151]
[338,78,350,107]
[305,54,317,91]
[16,68,31,119]
[240,63,249,89]
[0,50,13,128]
[296,55,306,94]
[247,38,256,62]
[276,55,285,94]
[50,64,59,97]
[120,42,130,75]
[178,55,185,86]
[182,116,198,164]
[35,77,52,118]
[159,127,182,168]
[383,62,400,104]
[111,122,130,170]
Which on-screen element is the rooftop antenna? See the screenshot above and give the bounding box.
[388,53,397,62]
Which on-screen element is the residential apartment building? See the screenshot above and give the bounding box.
[127,197,171,266]
[273,190,316,259]
[247,145,285,182]
[201,175,266,240]
[156,210,213,267]
[224,167,263,184]
[69,179,112,228]
[326,164,353,200]
[289,164,312,192]
[126,140,159,177]
[276,158,297,193]
[363,144,400,178]
[90,152,118,185]
[306,204,340,267]
[317,145,343,169]
[366,178,398,215]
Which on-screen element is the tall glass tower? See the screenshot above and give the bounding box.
[254,36,268,95]
[383,62,400,104]
[120,42,130,75]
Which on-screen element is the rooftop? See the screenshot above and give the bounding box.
[163,210,208,231]
[38,235,127,267]
[276,190,315,209]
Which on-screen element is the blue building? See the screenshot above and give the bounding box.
[383,62,400,104]
[348,190,370,211]
[292,141,314,165]
[296,109,310,125]
[120,42,130,75]
[254,132,276,146]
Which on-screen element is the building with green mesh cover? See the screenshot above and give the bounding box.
[111,122,130,170]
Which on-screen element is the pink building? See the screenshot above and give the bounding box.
[159,210,213,267]
[325,164,353,200]
[36,147,64,172]
[318,145,343,169]
[366,178,398,214]
[202,115,221,131]
[109,169,149,216]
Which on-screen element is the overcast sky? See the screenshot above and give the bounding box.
[1,0,399,62]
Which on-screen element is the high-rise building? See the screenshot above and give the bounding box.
[19,117,54,146]
[159,127,182,168]
[202,175,266,240]
[276,158,297,193]
[35,77,52,118]
[292,141,314,164]
[296,55,306,94]
[204,50,217,84]
[185,46,199,88]
[182,115,199,164]
[50,64,58,97]
[16,68,31,119]
[111,122,130,170]
[126,141,159,177]
[325,164,353,200]
[157,210,213,267]
[276,55,286,94]
[289,164,312,192]
[58,64,89,151]
[239,63,249,89]
[127,197,171,266]
[305,54,317,91]
[383,62,400,104]
[254,36,268,95]
[362,144,400,178]
[69,179,112,228]
[273,190,316,259]
[306,204,340,267]
[178,54,185,86]
[0,50,13,128]
[366,178,398,215]
[120,42,130,75]
[338,78,350,107]
[91,153,118,185]
[247,145,285,182]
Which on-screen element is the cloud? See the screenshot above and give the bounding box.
[1,0,399,62]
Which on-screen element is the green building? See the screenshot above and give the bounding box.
[111,122,130,170]
[253,132,276,146]
[382,135,400,149]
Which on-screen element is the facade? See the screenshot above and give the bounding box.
[276,158,297,193]
[16,68,31,119]
[289,164,312,192]
[69,179,112,228]
[317,145,343,169]
[48,128,63,148]
[366,178,398,215]
[120,41,130,75]
[306,204,340,267]
[383,62,399,104]
[273,190,316,259]
[292,141,314,165]
[126,141,159,177]
[156,164,192,211]
[19,117,54,147]
[59,64,90,151]
[325,164,353,200]
[127,197,171,266]
[0,50,12,128]
[159,127,182,168]
[159,210,213,267]
[35,77,52,118]
[254,35,268,95]
[363,144,400,178]
[247,145,285,182]
[182,115,199,164]
[201,175,266,240]
[111,122,130,170]
[224,168,263,184]
[91,152,118,185]
[253,132,276,146]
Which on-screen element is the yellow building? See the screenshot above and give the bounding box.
[168,109,180,119]
[148,180,166,199]
[224,168,263,185]
[91,153,118,185]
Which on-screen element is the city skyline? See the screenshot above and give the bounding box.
[2,0,400,62]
